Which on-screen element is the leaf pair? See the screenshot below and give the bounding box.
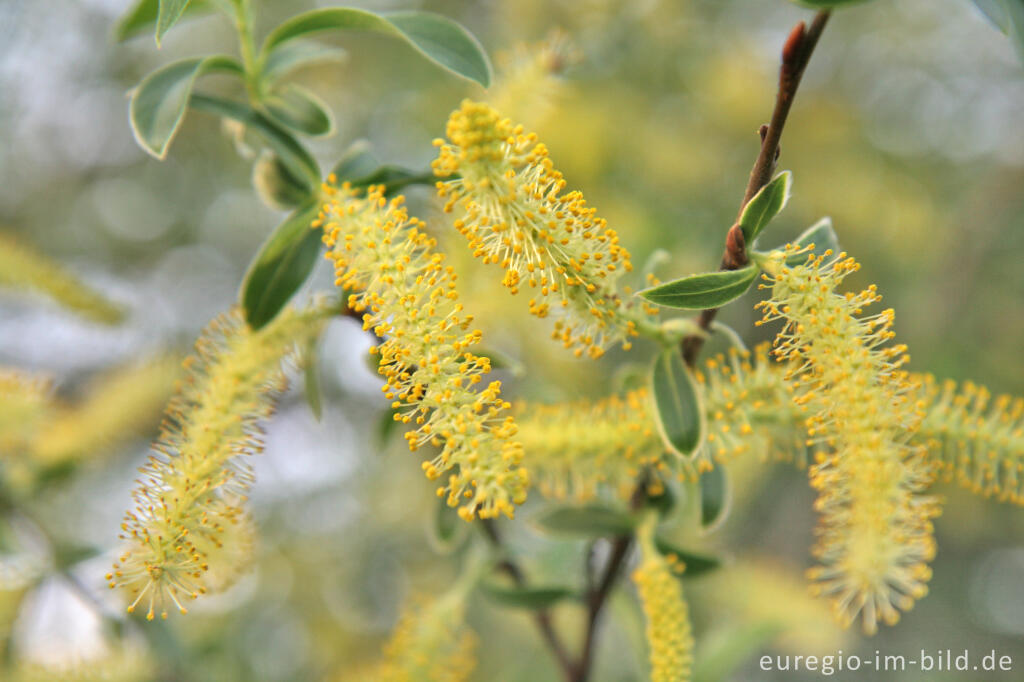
[639,171,790,311]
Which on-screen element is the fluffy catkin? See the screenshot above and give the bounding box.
[633,520,694,682]
[757,247,940,635]
[317,183,528,521]
[433,100,657,358]
[514,345,806,501]
[109,306,323,619]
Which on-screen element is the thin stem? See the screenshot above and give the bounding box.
[233,0,261,100]
[681,10,831,366]
[479,520,577,680]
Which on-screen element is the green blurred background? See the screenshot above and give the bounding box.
[0,0,1022,680]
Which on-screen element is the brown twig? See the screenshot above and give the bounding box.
[682,10,831,366]
[479,519,577,679]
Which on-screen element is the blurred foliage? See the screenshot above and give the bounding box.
[0,0,1022,681]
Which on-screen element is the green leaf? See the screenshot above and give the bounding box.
[348,166,436,195]
[533,503,638,538]
[653,538,721,578]
[480,583,576,609]
[130,56,243,159]
[263,40,348,82]
[785,217,839,265]
[650,347,706,459]
[973,0,1013,31]
[261,8,493,87]
[240,200,323,330]
[157,0,194,44]
[54,543,102,570]
[700,465,731,531]
[639,265,758,311]
[303,335,323,421]
[263,85,335,137]
[739,171,791,244]
[115,0,212,41]
[189,93,320,186]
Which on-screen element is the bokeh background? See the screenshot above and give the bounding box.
[1,0,1023,680]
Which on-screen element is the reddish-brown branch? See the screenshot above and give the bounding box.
[682,10,831,366]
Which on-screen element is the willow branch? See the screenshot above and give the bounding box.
[682,10,831,366]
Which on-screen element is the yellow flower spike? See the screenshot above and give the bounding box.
[31,355,180,466]
[110,306,325,617]
[915,375,1024,505]
[319,184,528,521]
[515,345,804,502]
[0,232,124,324]
[633,516,694,682]
[489,30,579,129]
[433,100,654,358]
[0,368,52,456]
[757,250,940,636]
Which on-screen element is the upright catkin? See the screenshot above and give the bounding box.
[757,247,940,634]
[317,183,528,521]
[109,306,324,619]
[433,100,657,358]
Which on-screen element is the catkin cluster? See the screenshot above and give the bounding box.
[433,100,654,359]
[757,247,940,635]
[109,307,322,620]
[317,183,528,521]
[633,523,694,682]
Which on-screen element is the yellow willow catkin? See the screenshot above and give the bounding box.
[489,30,578,128]
[344,597,477,682]
[915,376,1024,504]
[433,100,656,359]
[633,519,694,682]
[515,345,806,501]
[756,246,940,635]
[32,355,180,466]
[0,369,52,456]
[316,183,528,521]
[108,306,323,620]
[0,232,123,324]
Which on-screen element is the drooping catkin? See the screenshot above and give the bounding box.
[756,247,940,635]
[108,306,324,619]
[633,519,694,682]
[0,232,123,324]
[489,30,578,129]
[433,100,656,359]
[32,355,180,465]
[915,376,1024,504]
[317,183,528,521]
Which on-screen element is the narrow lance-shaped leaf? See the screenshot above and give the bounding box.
[240,200,323,330]
[261,8,493,87]
[533,503,638,538]
[651,347,706,459]
[480,583,576,609]
[129,56,243,159]
[262,84,335,137]
[303,334,323,421]
[738,170,792,244]
[156,0,194,44]
[700,464,732,532]
[639,265,758,310]
[115,0,212,41]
